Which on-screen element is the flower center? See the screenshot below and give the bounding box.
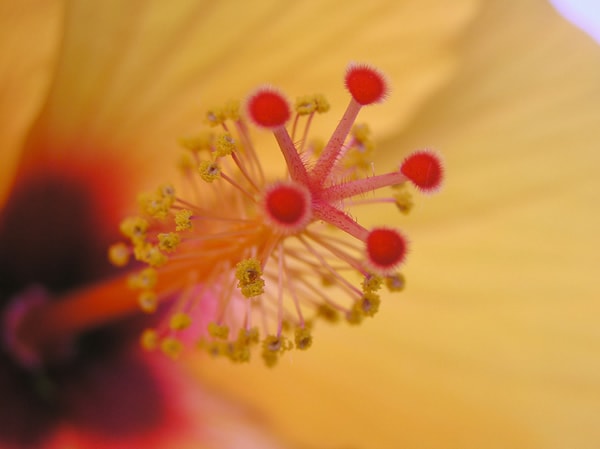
[109,63,443,366]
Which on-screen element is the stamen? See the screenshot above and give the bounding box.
[99,62,442,365]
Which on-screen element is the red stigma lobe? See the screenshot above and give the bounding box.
[366,228,407,271]
[400,151,443,193]
[246,88,291,128]
[345,64,388,105]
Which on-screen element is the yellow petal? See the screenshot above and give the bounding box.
[18,0,479,190]
[195,1,600,448]
[0,0,63,204]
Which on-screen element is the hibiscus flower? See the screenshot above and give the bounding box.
[191,2,600,449]
[1,1,599,449]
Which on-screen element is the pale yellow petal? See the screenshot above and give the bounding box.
[22,0,479,187]
[0,0,63,204]
[195,1,600,449]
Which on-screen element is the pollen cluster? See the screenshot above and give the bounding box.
[109,63,443,366]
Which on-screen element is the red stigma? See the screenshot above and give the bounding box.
[366,228,406,272]
[246,87,291,128]
[263,182,312,234]
[400,151,443,193]
[345,64,388,105]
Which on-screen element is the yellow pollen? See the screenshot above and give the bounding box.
[362,274,383,293]
[317,304,341,323]
[352,123,371,143]
[138,194,168,219]
[108,242,130,267]
[355,291,380,317]
[169,312,192,331]
[261,335,293,367]
[175,209,193,231]
[208,322,230,339]
[140,328,159,351]
[205,107,227,127]
[158,232,181,252]
[295,95,317,115]
[235,258,265,298]
[134,243,168,267]
[386,273,406,292]
[177,153,195,174]
[179,131,215,153]
[138,290,158,313]
[223,99,240,121]
[313,94,330,113]
[119,216,149,242]
[294,327,313,350]
[215,133,236,157]
[198,160,221,182]
[237,327,259,345]
[128,267,158,290]
[393,187,414,214]
[160,336,184,359]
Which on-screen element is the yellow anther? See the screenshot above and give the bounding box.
[199,339,227,357]
[160,336,183,360]
[261,335,292,367]
[309,138,325,157]
[342,125,375,175]
[362,274,383,293]
[138,192,170,220]
[313,94,330,113]
[235,258,265,298]
[138,290,158,313]
[119,216,149,242]
[140,328,159,351]
[354,291,380,318]
[134,244,168,267]
[295,95,317,115]
[345,308,363,325]
[158,184,176,204]
[169,312,192,331]
[108,242,130,267]
[352,123,371,143]
[393,189,414,215]
[128,268,158,290]
[205,107,226,127]
[223,100,240,121]
[386,273,406,292]
[175,209,193,231]
[177,153,195,174]
[237,327,259,346]
[198,160,221,182]
[208,322,230,339]
[215,133,236,157]
[294,327,313,350]
[228,343,251,363]
[158,232,181,252]
[317,304,340,323]
[179,131,215,153]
